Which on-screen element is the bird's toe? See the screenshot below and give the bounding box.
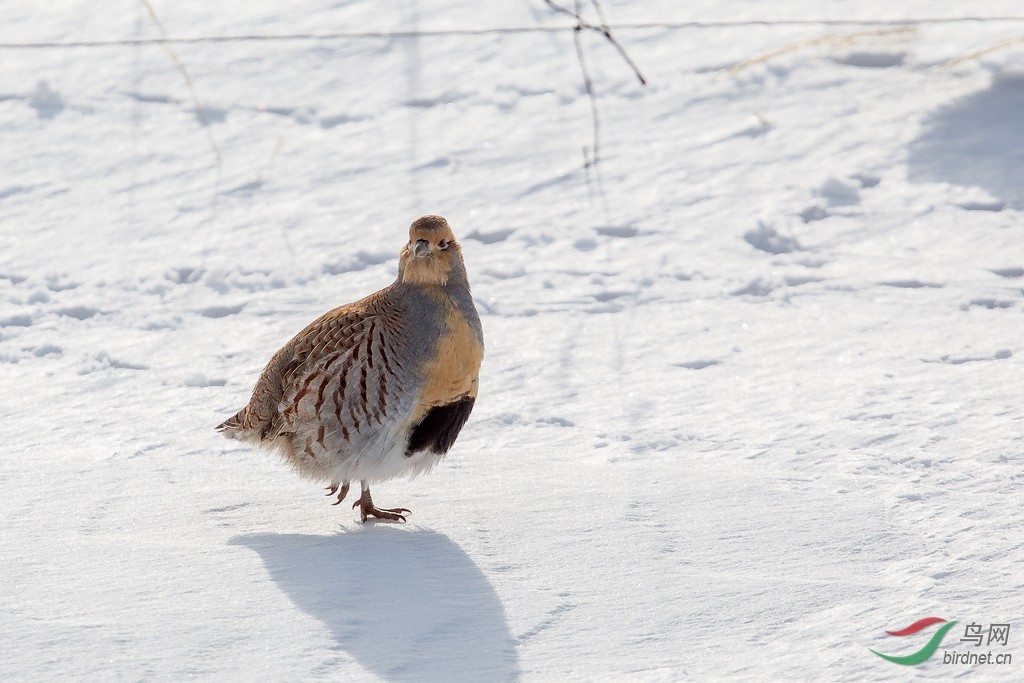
[354,500,410,523]
[328,481,350,505]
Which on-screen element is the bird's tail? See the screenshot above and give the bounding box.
[216,407,276,446]
[215,409,248,440]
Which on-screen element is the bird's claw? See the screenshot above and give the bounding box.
[326,481,350,506]
[353,499,411,523]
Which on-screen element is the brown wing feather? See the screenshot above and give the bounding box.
[218,293,383,443]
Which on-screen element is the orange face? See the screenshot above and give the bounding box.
[399,215,463,286]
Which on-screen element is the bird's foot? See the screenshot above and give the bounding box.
[353,490,410,523]
[358,504,411,523]
[326,481,351,506]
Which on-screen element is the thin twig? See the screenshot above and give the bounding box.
[139,0,222,166]
[545,0,647,168]
[723,26,912,75]
[544,0,648,84]
[572,14,600,167]
[589,0,647,85]
[941,33,1024,68]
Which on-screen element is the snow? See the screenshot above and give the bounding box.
[2,1,1023,681]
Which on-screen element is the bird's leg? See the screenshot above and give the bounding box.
[326,480,351,506]
[353,480,410,523]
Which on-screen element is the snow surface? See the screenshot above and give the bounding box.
[2,1,1023,681]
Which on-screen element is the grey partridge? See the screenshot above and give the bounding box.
[217,215,484,522]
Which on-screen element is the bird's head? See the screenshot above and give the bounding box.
[399,215,467,287]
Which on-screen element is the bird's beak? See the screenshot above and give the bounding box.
[412,239,431,257]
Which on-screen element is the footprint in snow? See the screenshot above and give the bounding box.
[922,350,1012,365]
[743,222,800,254]
[675,359,721,370]
[0,314,32,327]
[991,267,1024,279]
[595,226,639,238]
[960,298,1015,311]
[464,227,515,244]
[832,51,906,68]
[183,373,227,387]
[56,306,99,320]
[198,304,245,319]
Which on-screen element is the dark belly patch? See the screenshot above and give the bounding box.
[405,396,476,456]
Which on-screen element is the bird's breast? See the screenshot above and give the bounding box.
[413,297,483,422]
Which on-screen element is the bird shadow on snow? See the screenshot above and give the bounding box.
[230,528,519,682]
[908,74,1024,209]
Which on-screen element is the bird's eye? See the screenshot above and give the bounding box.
[437,239,450,250]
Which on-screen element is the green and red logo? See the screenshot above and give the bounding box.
[870,617,958,666]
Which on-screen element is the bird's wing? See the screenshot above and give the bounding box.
[281,305,375,418]
[278,301,419,450]
[220,303,373,442]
